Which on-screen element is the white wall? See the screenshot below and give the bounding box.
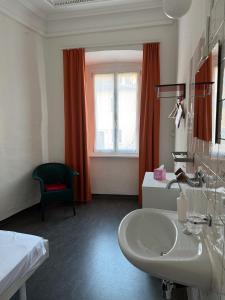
[45,24,178,195]
[175,0,210,151]
[175,1,224,299]
[0,12,48,220]
[91,157,139,195]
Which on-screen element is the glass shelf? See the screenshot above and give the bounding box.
[192,81,214,97]
[155,83,186,101]
[172,151,194,163]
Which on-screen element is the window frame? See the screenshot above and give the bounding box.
[91,63,141,156]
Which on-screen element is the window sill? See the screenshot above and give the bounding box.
[90,153,139,158]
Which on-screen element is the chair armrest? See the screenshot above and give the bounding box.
[67,167,79,177]
[32,171,45,194]
[67,167,79,189]
[32,175,44,183]
[72,170,79,176]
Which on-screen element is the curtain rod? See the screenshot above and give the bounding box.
[60,42,145,51]
[86,44,143,52]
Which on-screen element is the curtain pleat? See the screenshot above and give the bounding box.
[63,48,92,202]
[139,43,160,206]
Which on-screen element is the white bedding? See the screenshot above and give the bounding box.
[0,230,47,295]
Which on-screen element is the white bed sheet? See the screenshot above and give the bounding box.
[0,230,46,295]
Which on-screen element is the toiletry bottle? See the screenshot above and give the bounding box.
[177,192,187,222]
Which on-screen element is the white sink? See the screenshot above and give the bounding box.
[118,208,211,289]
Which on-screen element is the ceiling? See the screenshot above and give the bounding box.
[46,0,110,7]
[19,0,116,15]
[18,0,165,17]
[0,0,174,37]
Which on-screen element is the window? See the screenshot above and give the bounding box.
[94,72,139,154]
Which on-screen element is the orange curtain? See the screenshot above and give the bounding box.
[139,43,160,206]
[194,54,212,141]
[63,48,92,202]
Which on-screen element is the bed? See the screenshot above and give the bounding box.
[0,230,49,300]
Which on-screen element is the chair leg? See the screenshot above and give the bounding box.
[41,201,45,221]
[72,201,76,216]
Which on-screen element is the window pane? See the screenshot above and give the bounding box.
[94,74,114,152]
[117,73,138,152]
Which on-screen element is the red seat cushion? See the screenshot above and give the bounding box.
[44,183,67,192]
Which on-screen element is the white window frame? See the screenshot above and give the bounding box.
[90,62,141,157]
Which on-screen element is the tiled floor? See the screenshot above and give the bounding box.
[1,196,187,300]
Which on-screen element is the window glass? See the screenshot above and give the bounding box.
[94,74,114,152]
[117,73,138,152]
[94,71,139,154]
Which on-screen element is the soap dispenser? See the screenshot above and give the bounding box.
[177,192,187,222]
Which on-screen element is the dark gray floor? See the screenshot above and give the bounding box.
[1,196,187,300]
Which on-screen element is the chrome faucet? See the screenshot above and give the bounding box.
[187,214,212,227]
[166,179,179,189]
[190,170,205,187]
[166,169,205,189]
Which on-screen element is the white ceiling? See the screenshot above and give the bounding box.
[86,50,143,65]
[18,0,164,17]
[20,0,113,15]
[0,0,173,37]
[46,0,111,7]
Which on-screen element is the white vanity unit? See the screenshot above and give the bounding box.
[142,172,179,211]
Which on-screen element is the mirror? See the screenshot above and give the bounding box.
[193,42,220,143]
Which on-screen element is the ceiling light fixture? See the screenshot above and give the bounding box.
[163,0,192,19]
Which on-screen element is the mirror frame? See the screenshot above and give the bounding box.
[213,41,222,144]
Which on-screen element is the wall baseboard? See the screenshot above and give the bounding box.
[92,194,138,201]
[0,203,40,227]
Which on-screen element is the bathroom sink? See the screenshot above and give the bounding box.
[118,208,211,289]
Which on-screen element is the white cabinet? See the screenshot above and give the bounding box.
[142,172,179,211]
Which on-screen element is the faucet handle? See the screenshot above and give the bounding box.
[195,170,206,182]
[175,168,184,176]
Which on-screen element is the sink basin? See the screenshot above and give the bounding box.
[118,208,211,289]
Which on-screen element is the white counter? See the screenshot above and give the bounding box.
[142,172,180,211]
